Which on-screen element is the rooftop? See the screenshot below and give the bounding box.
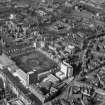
[0,78,4,89]
[2,68,29,95]
[27,93,42,105]
[2,69,42,105]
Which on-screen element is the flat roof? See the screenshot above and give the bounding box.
[2,69,29,95]
[2,69,42,105]
[12,50,57,73]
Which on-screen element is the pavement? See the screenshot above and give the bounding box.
[0,54,14,67]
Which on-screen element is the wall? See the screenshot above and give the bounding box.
[16,69,28,86]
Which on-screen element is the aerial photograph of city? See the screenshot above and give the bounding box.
[1,0,105,105]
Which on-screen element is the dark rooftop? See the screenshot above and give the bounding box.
[27,93,42,105]
[0,78,4,89]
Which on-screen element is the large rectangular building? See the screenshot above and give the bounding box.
[1,68,42,105]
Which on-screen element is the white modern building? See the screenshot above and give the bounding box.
[56,60,73,80]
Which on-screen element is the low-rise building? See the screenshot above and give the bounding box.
[65,44,75,54]
[43,74,59,84]
[14,69,38,87]
[1,68,42,105]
